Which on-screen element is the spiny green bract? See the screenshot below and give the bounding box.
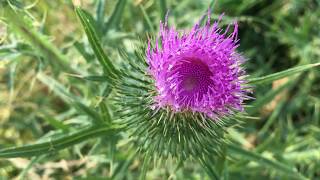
[111,47,242,167]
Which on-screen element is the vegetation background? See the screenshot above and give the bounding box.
[0,0,320,179]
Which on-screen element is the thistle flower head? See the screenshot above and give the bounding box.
[147,13,248,118]
[114,11,251,165]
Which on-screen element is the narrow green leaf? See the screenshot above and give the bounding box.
[37,73,79,102]
[314,101,320,124]
[139,5,155,32]
[0,43,35,58]
[159,0,167,22]
[198,157,219,180]
[73,102,104,124]
[18,155,45,179]
[216,143,227,176]
[0,125,121,158]
[37,73,103,124]
[139,154,151,180]
[39,112,70,131]
[111,151,136,179]
[284,148,320,163]
[82,75,109,82]
[99,102,112,124]
[75,7,119,80]
[81,8,100,36]
[67,74,109,82]
[248,62,320,85]
[74,41,95,62]
[258,100,286,136]
[103,0,127,33]
[227,144,307,180]
[3,7,75,73]
[96,0,106,34]
[6,0,24,9]
[247,79,293,114]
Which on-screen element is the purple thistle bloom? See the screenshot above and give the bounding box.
[147,12,249,119]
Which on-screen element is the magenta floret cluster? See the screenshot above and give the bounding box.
[146,13,249,119]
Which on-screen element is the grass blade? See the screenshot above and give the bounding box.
[248,62,320,85]
[227,144,307,180]
[39,112,70,131]
[159,0,167,22]
[73,102,104,124]
[247,79,294,114]
[103,0,127,33]
[37,73,104,124]
[71,75,109,82]
[37,73,79,102]
[74,41,95,63]
[96,0,106,35]
[139,5,155,32]
[284,148,320,163]
[3,7,75,73]
[198,157,219,180]
[111,151,136,179]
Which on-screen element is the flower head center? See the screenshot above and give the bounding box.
[176,58,213,95]
[183,76,198,91]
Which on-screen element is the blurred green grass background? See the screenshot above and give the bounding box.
[0,0,320,179]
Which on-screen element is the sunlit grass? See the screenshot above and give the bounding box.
[0,0,320,179]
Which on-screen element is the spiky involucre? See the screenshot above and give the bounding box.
[113,13,249,169]
[147,14,249,119]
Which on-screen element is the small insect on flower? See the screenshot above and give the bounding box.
[147,12,249,119]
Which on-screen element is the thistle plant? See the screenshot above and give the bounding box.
[1,1,320,179]
[113,12,251,173]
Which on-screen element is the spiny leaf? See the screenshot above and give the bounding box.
[78,75,110,82]
[0,125,121,158]
[248,62,320,85]
[113,49,233,179]
[75,7,119,81]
